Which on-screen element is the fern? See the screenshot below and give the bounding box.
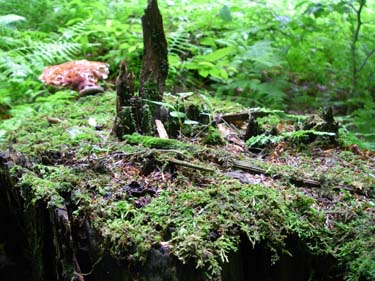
[168,30,197,55]
[0,14,26,27]
[167,29,202,89]
[0,19,82,107]
[0,40,81,78]
[60,19,94,40]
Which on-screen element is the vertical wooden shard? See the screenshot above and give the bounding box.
[113,61,137,140]
[139,0,168,99]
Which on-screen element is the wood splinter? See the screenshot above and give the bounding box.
[155,119,169,139]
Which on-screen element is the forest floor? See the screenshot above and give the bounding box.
[1,91,374,280]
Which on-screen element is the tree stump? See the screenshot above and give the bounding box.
[113,0,168,139]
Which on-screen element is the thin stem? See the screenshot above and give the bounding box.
[350,0,366,95]
[358,47,375,74]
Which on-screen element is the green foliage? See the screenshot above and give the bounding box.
[246,129,335,148]
[1,0,374,147]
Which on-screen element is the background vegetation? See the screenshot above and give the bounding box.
[0,0,374,149]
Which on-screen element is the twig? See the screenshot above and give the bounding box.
[231,160,267,174]
[168,158,217,172]
[229,159,352,190]
[358,46,375,74]
[74,257,103,279]
[216,110,270,124]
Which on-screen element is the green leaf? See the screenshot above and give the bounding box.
[200,37,217,47]
[184,119,199,125]
[245,41,273,59]
[198,68,210,78]
[220,5,232,22]
[197,47,234,62]
[170,111,186,118]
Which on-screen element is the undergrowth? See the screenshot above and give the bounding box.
[0,0,374,149]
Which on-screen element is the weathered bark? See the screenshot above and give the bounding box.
[139,0,168,99]
[138,0,169,134]
[113,62,137,140]
[215,110,271,125]
[244,115,260,141]
[0,152,82,281]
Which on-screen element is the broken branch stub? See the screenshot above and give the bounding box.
[138,0,169,134]
[139,0,168,99]
[113,61,138,139]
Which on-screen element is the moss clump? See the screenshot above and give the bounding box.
[123,133,190,149]
[15,164,78,207]
[1,91,117,156]
[202,126,224,145]
[94,177,330,277]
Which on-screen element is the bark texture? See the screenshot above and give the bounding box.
[139,0,168,99]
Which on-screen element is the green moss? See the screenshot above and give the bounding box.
[202,126,224,145]
[16,164,77,207]
[2,91,116,156]
[123,133,190,149]
[96,179,328,276]
[3,89,375,281]
[140,104,152,135]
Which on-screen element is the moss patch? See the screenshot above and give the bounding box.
[2,91,375,280]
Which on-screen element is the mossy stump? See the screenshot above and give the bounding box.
[113,0,168,139]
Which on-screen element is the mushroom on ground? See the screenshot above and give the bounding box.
[39,60,109,96]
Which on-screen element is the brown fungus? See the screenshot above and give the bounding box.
[39,60,109,96]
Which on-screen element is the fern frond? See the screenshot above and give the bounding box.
[168,30,197,55]
[60,19,93,40]
[0,49,30,78]
[0,14,26,26]
[0,40,81,79]
[30,41,81,65]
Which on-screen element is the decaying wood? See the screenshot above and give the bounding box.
[230,160,268,175]
[230,159,325,189]
[113,0,169,138]
[52,206,84,281]
[155,119,169,139]
[215,110,271,124]
[217,123,246,147]
[244,115,260,141]
[139,0,168,99]
[138,0,169,134]
[169,158,217,172]
[113,61,138,139]
[115,61,135,111]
